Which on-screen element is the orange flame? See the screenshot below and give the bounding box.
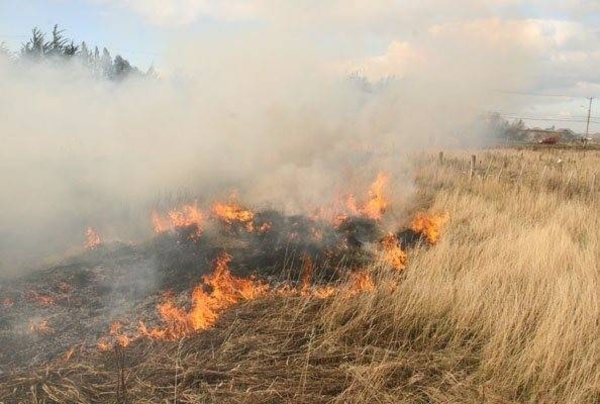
[306,173,392,226]
[98,341,111,352]
[312,286,337,299]
[90,206,451,348]
[85,227,102,250]
[258,222,271,233]
[25,291,55,307]
[361,172,389,220]
[212,201,255,231]
[345,194,360,216]
[98,321,133,351]
[346,270,375,294]
[380,233,408,271]
[152,202,204,239]
[298,255,337,299]
[142,253,268,340]
[410,212,450,245]
[300,255,315,297]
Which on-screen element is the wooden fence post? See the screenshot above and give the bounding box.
[470,155,476,180]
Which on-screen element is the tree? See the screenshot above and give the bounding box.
[114,55,132,79]
[78,41,91,66]
[20,28,49,61]
[13,25,147,81]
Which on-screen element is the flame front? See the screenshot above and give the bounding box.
[97,321,132,351]
[410,212,450,244]
[361,172,389,220]
[347,271,375,294]
[300,255,314,296]
[212,201,255,231]
[142,253,268,340]
[380,233,408,271]
[25,291,55,307]
[88,197,450,350]
[152,202,204,239]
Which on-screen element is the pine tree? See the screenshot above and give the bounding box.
[78,41,91,66]
[20,28,49,61]
[114,55,133,79]
[14,25,146,81]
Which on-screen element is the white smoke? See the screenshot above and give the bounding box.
[0,15,530,277]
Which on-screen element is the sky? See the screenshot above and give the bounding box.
[1,0,600,133]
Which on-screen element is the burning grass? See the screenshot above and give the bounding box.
[1,147,598,403]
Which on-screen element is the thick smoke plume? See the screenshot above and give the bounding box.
[0,26,528,277]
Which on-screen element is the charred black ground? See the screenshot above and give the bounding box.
[0,208,426,374]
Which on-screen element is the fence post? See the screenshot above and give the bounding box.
[470,155,476,180]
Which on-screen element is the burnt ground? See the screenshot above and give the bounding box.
[0,211,427,377]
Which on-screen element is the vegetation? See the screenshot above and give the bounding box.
[2,146,598,403]
[1,25,150,80]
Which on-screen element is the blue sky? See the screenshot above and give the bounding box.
[0,0,164,68]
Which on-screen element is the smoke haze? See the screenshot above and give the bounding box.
[0,21,530,276]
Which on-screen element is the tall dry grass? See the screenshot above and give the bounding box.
[320,148,600,403]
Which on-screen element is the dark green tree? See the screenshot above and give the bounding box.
[14,25,148,81]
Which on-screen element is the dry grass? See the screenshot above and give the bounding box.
[321,147,600,402]
[2,147,599,403]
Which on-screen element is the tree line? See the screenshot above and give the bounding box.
[0,25,153,80]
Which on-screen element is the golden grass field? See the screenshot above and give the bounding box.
[2,146,599,403]
[321,147,600,402]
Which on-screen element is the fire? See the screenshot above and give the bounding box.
[298,255,337,299]
[300,255,314,297]
[410,212,450,244]
[152,202,204,238]
[380,233,408,271]
[29,319,53,335]
[25,291,55,307]
[212,201,255,231]
[98,341,111,352]
[345,194,360,216]
[98,321,133,351]
[346,270,375,294]
[335,173,389,222]
[83,192,451,350]
[258,222,271,233]
[312,173,391,226]
[361,172,389,220]
[312,286,337,299]
[85,227,102,249]
[142,253,269,340]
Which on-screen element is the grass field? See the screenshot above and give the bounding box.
[320,147,600,402]
[2,146,599,403]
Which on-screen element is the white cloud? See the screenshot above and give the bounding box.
[95,0,258,25]
[90,1,600,119]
